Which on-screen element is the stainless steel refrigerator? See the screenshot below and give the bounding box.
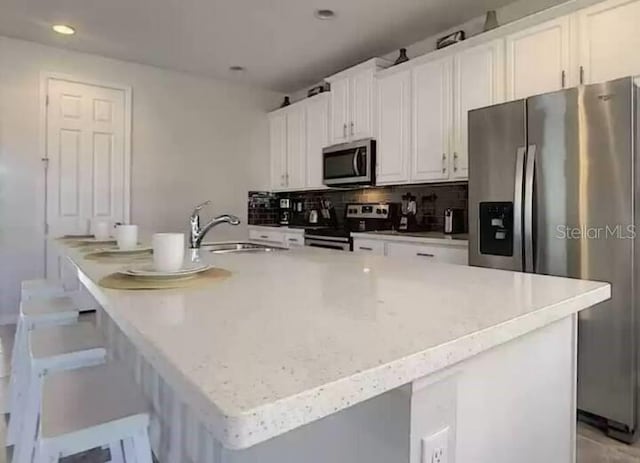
[468,76,639,443]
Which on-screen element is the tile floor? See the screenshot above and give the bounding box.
[0,324,638,462]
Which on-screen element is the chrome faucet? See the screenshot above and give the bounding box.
[189,200,240,248]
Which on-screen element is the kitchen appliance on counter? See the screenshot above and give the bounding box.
[444,208,465,234]
[398,193,417,232]
[305,203,398,251]
[468,76,640,443]
[279,198,291,225]
[322,139,376,187]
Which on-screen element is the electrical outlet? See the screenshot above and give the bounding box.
[421,426,449,463]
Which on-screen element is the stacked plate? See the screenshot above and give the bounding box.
[118,263,211,280]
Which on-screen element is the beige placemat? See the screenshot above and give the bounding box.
[85,250,153,264]
[98,268,231,290]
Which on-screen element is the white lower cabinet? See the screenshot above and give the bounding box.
[285,233,305,247]
[353,236,468,265]
[249,229,286,246]
[353,239,385,255]
[249,227,305,249]
[386,242,468,265]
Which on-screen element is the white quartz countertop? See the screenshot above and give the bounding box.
[351,230,469,246]
[63,243,609,450]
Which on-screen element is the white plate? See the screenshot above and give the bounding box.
[119,263,210,278]
[79,238,117,244]
[95,245,152,254]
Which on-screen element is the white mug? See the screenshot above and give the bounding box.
[152,233,185,272]
[116,225,138,250]
[93,221,111,241]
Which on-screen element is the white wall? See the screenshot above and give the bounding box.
[0,35,281,322]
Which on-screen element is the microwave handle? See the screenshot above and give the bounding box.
[353,147,361,176]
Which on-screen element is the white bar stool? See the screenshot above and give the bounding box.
[7,296,82,447]
[34,362,152,463]
[11,322,107,463]
[20,280,65,302]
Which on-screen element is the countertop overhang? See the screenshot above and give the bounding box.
[63,244,610,450]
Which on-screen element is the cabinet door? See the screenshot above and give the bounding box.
[269,112,287,190]
[505,16,573,100]
[386,242,468,265]
[411,57,453,182]
[376,70,411,185]
[350,70,375,140]
[329,77,350,144]
[578,0,640,84]
[453,40,505,180]
[305,95,329,189]
[285,106,306,190]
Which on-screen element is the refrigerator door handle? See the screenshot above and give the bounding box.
[514,146,527,270]
[524,144,537,273]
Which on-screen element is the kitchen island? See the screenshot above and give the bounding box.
[61,243,610,463]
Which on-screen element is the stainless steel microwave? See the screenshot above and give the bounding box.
[322,139,376,187]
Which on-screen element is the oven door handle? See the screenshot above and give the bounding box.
[352,147,361,177]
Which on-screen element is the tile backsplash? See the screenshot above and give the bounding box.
[248,183,468,232]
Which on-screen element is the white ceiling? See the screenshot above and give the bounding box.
[0,0,521,92]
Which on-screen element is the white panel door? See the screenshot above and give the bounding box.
[411,57,453,182]
[578,0,640,84]
[351,70,375,140]
[269,111,287,190]
[285,105,307,190]
[46,77,129,280]
[376,69,411,185]
[329,77,350,144]
[453,40,505,179]
[505,16,573,100]
[305,94,329,189]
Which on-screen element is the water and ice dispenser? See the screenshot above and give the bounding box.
[479,202,514,256]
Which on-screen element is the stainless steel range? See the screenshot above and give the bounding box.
[304,203,397,251]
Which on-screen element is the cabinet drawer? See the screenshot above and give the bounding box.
[353,239,385,255]
[249,229,285,245]
[285,233,305,247]
[386,242,467,265]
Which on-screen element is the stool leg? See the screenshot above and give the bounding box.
[122,429,152,463]
[12,369,42,463]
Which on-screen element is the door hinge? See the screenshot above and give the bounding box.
[41,157,49,169]
[45,95,49,106]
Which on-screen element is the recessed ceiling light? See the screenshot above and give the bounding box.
[229,66,246,73]
[52,24,76,35]
[314,9,336,20]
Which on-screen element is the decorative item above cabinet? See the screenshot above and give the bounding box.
[325,58,392,145]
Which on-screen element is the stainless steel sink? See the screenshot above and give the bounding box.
[200,241,284,254]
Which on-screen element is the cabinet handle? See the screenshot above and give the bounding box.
[580,66,584,85]
[350,121,354,136]
[416,252,435,258]
[359,246,373,251]
[260,235,269,239]
[442,153,447,173]
[343,123,347,138]
[453,152,458,172]
[285,173,289,186]
[280,174,285,187]
[561,70,566,88]
[288,237,298,242]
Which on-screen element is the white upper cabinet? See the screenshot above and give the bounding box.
[269,111,287,190]
[453,40,505,179]
[578,0,640,84]
[269,94,328,191]
[376,69,411,185]
[327,59,390,145]
[285,105,307,190]
[350,70,375,140]
[329,77,350,144]
[411,56,453,182]
[305,93,330,189]
[505,16,573,100]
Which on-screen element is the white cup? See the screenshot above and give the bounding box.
[116,225,138,250]
[152,233,185,272]
[93,221,111,241]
